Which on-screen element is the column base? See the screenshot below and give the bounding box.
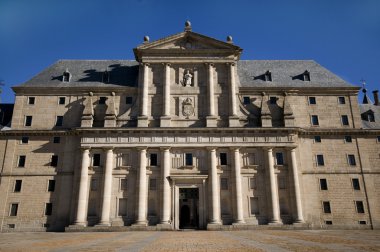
[207,223,222,230]
[232,221,246,225]
[95,222,111,227]
[293,219,305,224]
[137,116,149,127]
[268,220,283,225]
[72,222,87,227]
[206,116,218,127]
[228,116,240,127]
[156,223,173,231]
[160,116,171,127]
[131,222,148,230]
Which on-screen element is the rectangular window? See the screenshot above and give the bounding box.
[14,180,22,192]
[55,116,63,127]
[314,136,321,143]
[348,154,356,166]
[120,178,128,191]
[341,115,349,126]
[118,198,128,216]
[338,97,346,104]
[323,201,331,213]
[51,155,58,167]
[316,155,325,166]
[278,177,286,189]
[377,136,380,142]
[58,97,66,105]
[10,203,18,216]
[25,116,32,126]
[250,177,257,189]
[311,115,319,126]
[220,178,228,190]
[220,153,227,166]
[243,96,250,105]
[90,179,98,191]
[352,178,360,190]
[320,178,328,190]
[359,220,366,225]
[53,137,60,143]
[150,153,157,166]
[149,178,157,190]
[276,152,284,165]
[325,220,333,225]
[345,136,352,143]
[18,155,26,167]
[356,201,365,213]
[21,136,29,144]
[269,97,277,104]
[308,97,316,105]
[93,154,101,166]
[28,97,35,105]
[185,153,193,166]
[48,180,55,192]
[250,197,259,215]
[45,203,53,216]
[99,97,107,104]
[126,97,133,104]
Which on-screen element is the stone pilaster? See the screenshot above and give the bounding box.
[98,148,114,226]
[231,147,245,224]
[206,63,217,127]
[134,147,148,225]
[160,63,171,127]
[266,148,281,224]
[81,94,94,127]
[283,93,295,127]
[290,148,304,223]
[228,63,240,127]
[261,93,272,127]
[104,93,117,127]
[138,63,149,127]
[74,148,90,226]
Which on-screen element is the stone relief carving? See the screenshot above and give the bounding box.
[182,97,194,118]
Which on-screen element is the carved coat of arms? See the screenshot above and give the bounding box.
[182,98,194,119]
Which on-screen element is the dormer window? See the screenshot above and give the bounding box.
[102,71,110,83]
[264,71,272,82]
[303,71,310,81]
[361,110,375,122]
[368,113,375,122]
[63,71,70,82]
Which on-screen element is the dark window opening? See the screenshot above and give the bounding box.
[243,96,250,105]
[53,137,60,143]
[264,71,272,82]
[338,97,346,104]
[220,178,228,190]
[185,153,193,166]
[150,153,158,166]
[269,97,277,104]
[314,136,321,143]
[309,97,316,105]
[303,71,310,81]
[276,152,284,165]
[325,220,333,225]
[45,203,53,216]
[93,154,101,166]
[341,115,349,126]
[48,180,55,192]
[356,201,365,213]
[58,97,66,105]
[25,116,32,126]
[99,97,107,104]
[21,136,29,144]
[345,136,352,143]
[51,155,58,167]
[63,72,70,82]
[323,201,331,213]
[359,221,366,225]
[10,204,18,216]
[348,155,356,166]
[18,156,26,167]
[220,153,227,165]
[14,180,22,192]
[126,97,133,104]
[320,179,328,190]
[55,116,63,127]
[311,115,319,126]
[368,113,375,122]
[352,178,360,190]
[102,71,110,83]
[317,155,324,166]
[377,136,380,142]
[28,97,35,105]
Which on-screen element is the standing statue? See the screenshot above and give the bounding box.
[183,70,193,87]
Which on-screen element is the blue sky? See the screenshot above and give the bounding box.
[0,0,379,104]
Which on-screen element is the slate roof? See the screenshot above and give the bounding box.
[359,104,380,129]
[17,59,354,89]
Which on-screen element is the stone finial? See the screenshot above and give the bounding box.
[226,36,233,44]
[143,36,150,43]
[184,20,192,32]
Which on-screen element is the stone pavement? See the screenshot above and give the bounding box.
[0,230,379,252]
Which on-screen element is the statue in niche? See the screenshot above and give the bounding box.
[182,97,194,119]
[182,70,193,87]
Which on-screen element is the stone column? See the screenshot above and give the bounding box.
[208,147,221,224]
[160,147,171,224]
[231,147,245,224]
[290,148,304,223]
[161,63,171,127]
[74,148,90,226]
[228,63,240,127]
[138,63,149,127]
[135,147,148,225]
[98,148,114,226]
[266,148,281,224]
[206,63,217,127]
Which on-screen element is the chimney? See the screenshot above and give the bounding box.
[373,90,379,106]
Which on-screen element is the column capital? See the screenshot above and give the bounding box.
[136,146,148,151]
[141,62,150,67]
[263,147,273,152]
[206,147,217,151]
[80,147,91,152]
[229,147,240,151]
[225,62,236,66]
[205,62,214,67]
[160,146,171,151]
[102,147,114,152]
[162,62,171,66]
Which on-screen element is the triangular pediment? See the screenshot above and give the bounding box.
[133,31,242,61]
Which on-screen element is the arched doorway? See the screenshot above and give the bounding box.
[179,188,199,229]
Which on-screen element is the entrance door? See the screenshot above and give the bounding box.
[179,188,199,229]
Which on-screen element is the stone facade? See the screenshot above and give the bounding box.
[0,23,379,232]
